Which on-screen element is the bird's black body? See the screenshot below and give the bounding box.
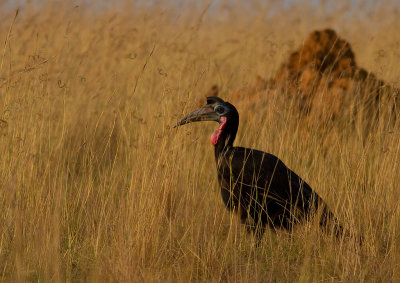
[176,96,341,239]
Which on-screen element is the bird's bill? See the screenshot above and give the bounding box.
[174,105,219,127]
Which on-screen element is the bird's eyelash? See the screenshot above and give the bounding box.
[215,106,225,114]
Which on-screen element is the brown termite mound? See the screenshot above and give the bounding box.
[274,28,399,128]
[205,29,399,143]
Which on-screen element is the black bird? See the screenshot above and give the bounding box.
[175,96,343,240]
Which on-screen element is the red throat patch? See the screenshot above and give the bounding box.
[211,117,227,145]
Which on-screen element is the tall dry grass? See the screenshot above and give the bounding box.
[0,0,400,281]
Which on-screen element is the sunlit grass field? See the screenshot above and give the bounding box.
[1,1,400,281]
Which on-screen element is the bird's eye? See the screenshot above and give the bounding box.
[214,105,225,115]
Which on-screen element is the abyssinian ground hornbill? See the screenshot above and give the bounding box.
[175,96,344,240]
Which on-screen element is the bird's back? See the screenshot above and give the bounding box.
[215,146,324,230]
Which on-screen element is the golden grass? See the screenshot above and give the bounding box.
[0,1,400,281]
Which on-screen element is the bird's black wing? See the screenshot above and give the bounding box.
[226,147,322,217]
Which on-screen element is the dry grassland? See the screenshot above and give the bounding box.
[1,1,400,281]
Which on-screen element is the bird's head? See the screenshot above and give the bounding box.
[175,96,238,146]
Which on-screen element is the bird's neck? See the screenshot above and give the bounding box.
[212,116,238,157]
